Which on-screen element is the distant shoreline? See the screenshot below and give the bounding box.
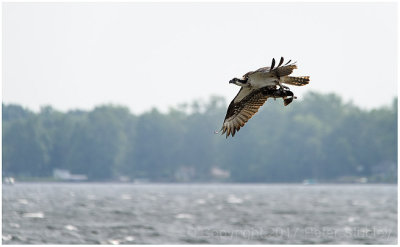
[5,178,397,185]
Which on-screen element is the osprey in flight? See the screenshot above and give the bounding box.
[217,57,310,138]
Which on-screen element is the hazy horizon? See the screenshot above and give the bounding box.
[3,2,397,114]
[2,91,398,114]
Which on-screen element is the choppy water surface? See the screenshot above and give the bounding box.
[2,183,397,244]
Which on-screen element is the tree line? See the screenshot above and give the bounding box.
[2,92,397,183]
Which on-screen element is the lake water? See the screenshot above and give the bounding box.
[2,183,397,244]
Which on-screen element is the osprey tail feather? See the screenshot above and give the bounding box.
[282,76,310,86]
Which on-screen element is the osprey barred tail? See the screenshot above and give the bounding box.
[217,57,310,138]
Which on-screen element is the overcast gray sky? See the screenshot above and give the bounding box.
[3,2,397,113]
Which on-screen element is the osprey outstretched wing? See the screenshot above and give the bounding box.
[217,57,309,138]
[244,57,298,81]
[217,87,295,138]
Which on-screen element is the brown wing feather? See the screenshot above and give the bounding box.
[275,64,297,77]
[243,57,297,79]
[220,88,270,138]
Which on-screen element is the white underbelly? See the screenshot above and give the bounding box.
[248,74,277,89]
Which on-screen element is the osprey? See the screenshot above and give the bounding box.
[217,57,310,138]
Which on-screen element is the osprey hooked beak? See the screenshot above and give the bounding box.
[229,77,247,86]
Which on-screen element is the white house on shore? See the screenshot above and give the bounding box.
[53,169,88,181]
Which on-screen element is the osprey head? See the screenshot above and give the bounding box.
[229,77,248,87]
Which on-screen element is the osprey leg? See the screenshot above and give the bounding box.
[274,79,290,92]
